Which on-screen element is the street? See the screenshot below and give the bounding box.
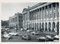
[2,29,38,42]
[1,29,59,42]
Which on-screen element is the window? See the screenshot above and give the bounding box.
[54,13,55,18]
[42,7,45,19]
[57,3,59,17]
[45,6,49,18]
[39,9,41,19]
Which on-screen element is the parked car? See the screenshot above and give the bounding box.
[31,31,35,35]
[31,31,39,35]
[46,35,54,41]
[37,36,47,41]
[27,30,32,33]
[21,34,31,40]
[3,33,12,40]
[20,28,24,31]
[54,35,59,40]
[9,32,19,36]
[5,28,9,30]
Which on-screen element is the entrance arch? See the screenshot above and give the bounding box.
[45,23,47,31]
[49,22,51,31]
[42,23,44,31]
[57,22,59,35]
[40,23,41,31]
[52,22,55,32]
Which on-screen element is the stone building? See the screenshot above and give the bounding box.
[9,12,23,29]
[22,2,59,34]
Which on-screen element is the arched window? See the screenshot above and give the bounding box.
[42,23,44,31]
[52,22,55,32]
[49,22,51,31]
[57,22,59,35]
[40,23,41,31]
[45,23,47,31]
[37,23,40,31]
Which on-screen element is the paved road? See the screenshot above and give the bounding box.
[1,29,59,42]
[2,29,38,42]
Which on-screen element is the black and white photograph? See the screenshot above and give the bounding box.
[1,2,59,42]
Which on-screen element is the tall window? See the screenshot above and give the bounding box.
[42,7,45,19]
[57,3,59,17]
[39,8,41,19]
[53,3,56,18]
[45,6,48,19]
[49,4,51,18]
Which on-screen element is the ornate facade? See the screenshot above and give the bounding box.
[23,2,59,34]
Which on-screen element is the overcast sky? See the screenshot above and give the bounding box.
[1,2,38,20]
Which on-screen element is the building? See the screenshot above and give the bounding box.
[1,20,9,28]
[22,2,59,34]
[22,8,30,29]
[9,12,23,29]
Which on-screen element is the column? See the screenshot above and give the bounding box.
[37,10,38,31]
[28,11,30,28]
[36,10,37,31]
[23,14,25,28]
[51,22,52,31]
[44,6,46,31]
[51,4,53,32]
[55,22,57,32]
[41,8,43,31]
[39,8,41,31]
[41,8,42,31]
[44,7,45,31]
[17,15,19,29]
[47,5,49,31]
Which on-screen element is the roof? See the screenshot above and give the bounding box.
[22,2,47,13]
[29,2,47,10]
[22,8,28,12]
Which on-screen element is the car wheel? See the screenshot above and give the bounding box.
[16,34,19,36]
[54,38,59,40]
[28,38,31,40]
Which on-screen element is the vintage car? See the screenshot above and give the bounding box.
[54,35,59,40]
[46,35,54,41]
[21,34,31,40]
[3,33,12,40]
[27,30,32,33]
[31,31,39,35]
[9,32,19,36]
[37,36,47,41]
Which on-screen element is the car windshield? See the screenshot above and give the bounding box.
[55,35,59,38]
[39,37,46,39]
[46,35,51,38]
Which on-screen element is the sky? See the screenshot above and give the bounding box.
[1,2,38,21]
